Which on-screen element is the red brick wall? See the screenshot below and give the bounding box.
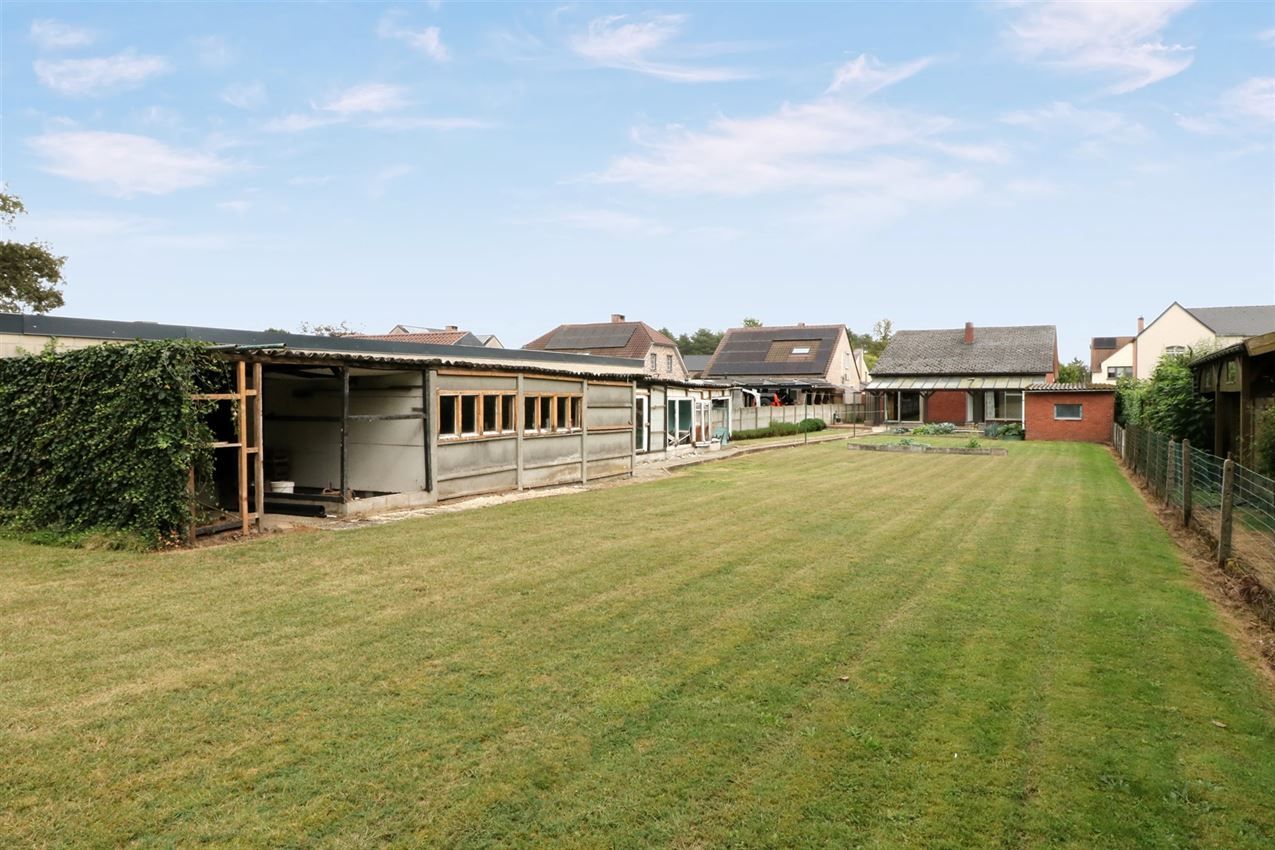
[1025,392,1115,442]
[925,390,967,423]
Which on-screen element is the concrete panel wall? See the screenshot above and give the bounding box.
[436,374,517,392]
[730,403,849,431]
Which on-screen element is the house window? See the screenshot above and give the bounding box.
[1054,403,1083,420]
[1165,345,1188,357]
[1002,391,1023,421]
[1107,366,1132,379]
[649,353,657,371]
[666,354,673,373]
[898,391,921,421]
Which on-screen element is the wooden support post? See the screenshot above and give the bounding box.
[629,381,637,478]
[1218,457,1235,568]
[515,374,525,491]
[340,367,350,502]
[236,360,249,536]
[187,466,197,547]
[1181,439,1192,527]
[580,378,589,484]
[421,370,433,494]
[253,362,264,531]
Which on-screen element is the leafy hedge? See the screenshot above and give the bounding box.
[0,340,228,547]
[732,418,827,441]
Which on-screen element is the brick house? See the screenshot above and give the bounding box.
[524,315,687,381]
[1023,384,1116,443]
[866,322,1058,425]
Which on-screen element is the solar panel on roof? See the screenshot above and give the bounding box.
[545,325,636,350]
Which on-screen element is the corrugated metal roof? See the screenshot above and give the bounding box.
[1024,383,1116,393]
[865,375,1043,391]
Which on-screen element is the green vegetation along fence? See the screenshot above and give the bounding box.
[1114,422,1275,622]
[0,340,227,547]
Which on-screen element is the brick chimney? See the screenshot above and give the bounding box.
[797,322,806,327]
[1137,316,1144,334]
[445,325,458,331]
[611,313,625,323]
[964,322,975,344]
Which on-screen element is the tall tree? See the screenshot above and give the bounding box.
[297,321,358,337]
[742,317,762,327]
[0,191,66,313]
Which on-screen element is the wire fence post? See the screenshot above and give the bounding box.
[1218,458,1235,567]
[1181,439,1192,527]
[1164,439,1175,506]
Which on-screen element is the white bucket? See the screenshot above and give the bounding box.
[269,481,295,494]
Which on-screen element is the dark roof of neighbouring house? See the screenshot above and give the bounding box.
[1184,305,1275,338]
[683,354,711,374]
[0,312,642,375]
[524,321,679,361]
[702,324,846,378]
[871,325,1057,376]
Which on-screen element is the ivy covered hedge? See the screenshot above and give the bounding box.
[0,340,228,547]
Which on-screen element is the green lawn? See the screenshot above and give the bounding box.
[3,441,1274,848]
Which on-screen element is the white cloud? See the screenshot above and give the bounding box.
[28,131,234,196]
[34,51,171,96]
[288,175,331,187]
[318,83,412,115]
[1222,77,1275,124]
[216,200,251,215]
[378,14,450,63]
[1001,101,1148,143]
[266,83,488,134]
[571,14,749,82]
[1176,77,1275,135]
[221,81,267,110]
[1259,27,1275,46]
[1000,0,1195,94]
[29,19,96,50]
[826,54,934,97]
[591,60,994,227]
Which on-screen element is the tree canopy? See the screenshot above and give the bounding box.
[1055,357,1089,384]
[0,191,66,314]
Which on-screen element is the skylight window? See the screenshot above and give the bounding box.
[792,347,810,355]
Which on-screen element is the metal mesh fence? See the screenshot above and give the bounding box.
[1114,422,1275,600]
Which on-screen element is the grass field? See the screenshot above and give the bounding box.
[3,440,1274,848]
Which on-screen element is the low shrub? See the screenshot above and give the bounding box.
[913,422,956,435]
[965,437,981,449]
[731,417,827,441]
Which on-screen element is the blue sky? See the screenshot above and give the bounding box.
[2,1,1272,359]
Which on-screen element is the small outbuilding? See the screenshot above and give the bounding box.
[1023,384,1115,443]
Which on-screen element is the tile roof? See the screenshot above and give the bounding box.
[872,325,1056,376]
[353,330,479,346]
[703,324,845,378]
[524,321,677,361]
[1184,305,1275,337]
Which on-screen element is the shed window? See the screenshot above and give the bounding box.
[1054,403,1083,420]
[501,394,517,431]
[459,395,478,434]
[481,395,499,433]
[522,393,585,434]
[439,395,458,437]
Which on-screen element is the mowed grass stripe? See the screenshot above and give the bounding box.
[1,442,1273,849]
